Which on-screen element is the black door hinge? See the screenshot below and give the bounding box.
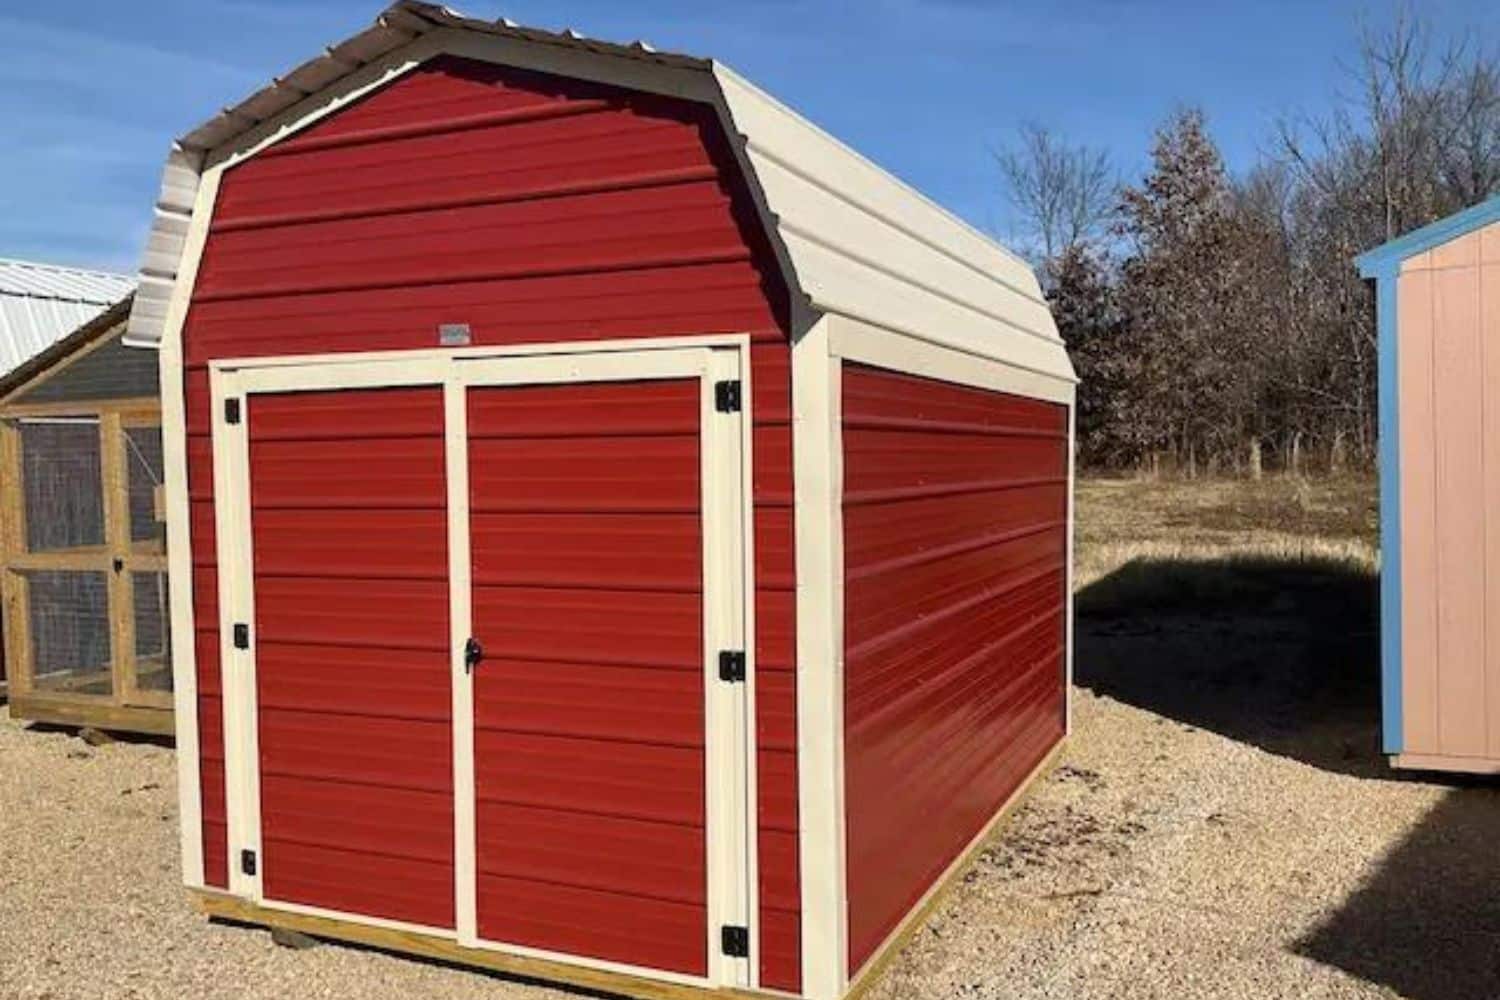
[233,623,250,650]
[714,379,741,413]
[224,398,241,424]
[720,925,749,958]
[240,849,257,876]
[718,650,746,683]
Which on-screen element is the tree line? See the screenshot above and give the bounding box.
[999,11,1499,476]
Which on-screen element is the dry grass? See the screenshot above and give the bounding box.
[1075,475,1379,611]
[1077,474,1378,548]
[1070,474,1382,780]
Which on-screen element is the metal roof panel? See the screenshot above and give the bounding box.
[0,258,133,304]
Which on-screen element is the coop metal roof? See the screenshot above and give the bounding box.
[0,259,135,377]
[128,1,1074,386]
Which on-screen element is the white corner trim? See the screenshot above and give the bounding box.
[792,316,847,999]
[161,168,223,891]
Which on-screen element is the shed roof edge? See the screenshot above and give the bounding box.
[1356,194,1500,277]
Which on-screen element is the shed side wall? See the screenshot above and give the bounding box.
[179,55,802,991]
[839,362,1068,974]
[1397,220,1500,763]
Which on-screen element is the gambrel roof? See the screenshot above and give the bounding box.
[128,1,1073,386]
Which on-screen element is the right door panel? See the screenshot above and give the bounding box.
[467,377,709,976]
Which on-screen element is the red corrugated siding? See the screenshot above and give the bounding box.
[250,386,453,929]
[469,379,706,974]
[182,55,799,991]
[841,364,1068,975]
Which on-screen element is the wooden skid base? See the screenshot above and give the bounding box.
[191,892,768,1000]
[1391,752,1500,776]
[7,692,173,736]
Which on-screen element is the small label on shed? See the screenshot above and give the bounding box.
[438,323,472,346]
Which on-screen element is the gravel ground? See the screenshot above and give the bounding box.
[3,477,1497,1000]
[5,695,1493,1000]
[0,716,575,1000]
[869,687,1500,1000]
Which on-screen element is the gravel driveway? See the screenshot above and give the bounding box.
[3,478,1497,1000]
[4,683,1494,1000]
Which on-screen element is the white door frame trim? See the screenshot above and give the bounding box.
[208,335,757,991]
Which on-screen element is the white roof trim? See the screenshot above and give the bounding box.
[127,0,1073,386]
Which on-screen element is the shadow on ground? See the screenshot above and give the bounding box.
[1295,787,1500,1000]
[1075,552,1383,776]
[20,719,175,750]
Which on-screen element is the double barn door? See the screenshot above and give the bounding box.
[210,345,752,988]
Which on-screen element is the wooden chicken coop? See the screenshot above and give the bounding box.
[0,295,172,735]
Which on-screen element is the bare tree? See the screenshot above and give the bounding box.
[1439,57,1500,203]
[996,122,1115,267]
[1009,7,1497,477]
[1277,5,1497,241]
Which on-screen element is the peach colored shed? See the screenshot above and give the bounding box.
[1390,218,1500,772]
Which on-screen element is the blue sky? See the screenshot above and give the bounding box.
[3,0,1494,273]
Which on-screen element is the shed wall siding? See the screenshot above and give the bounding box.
[839,363,1068,974]
[1397,220,1500,762]
[180,55,801,990]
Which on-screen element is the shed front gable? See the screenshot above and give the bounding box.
[175,51,804,994]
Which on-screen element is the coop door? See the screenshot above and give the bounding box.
[1,410,169,712]
[455,347,750,986]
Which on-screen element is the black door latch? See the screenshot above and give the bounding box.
[464,636,484,674]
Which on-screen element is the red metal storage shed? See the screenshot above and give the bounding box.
[128,5,1077,999]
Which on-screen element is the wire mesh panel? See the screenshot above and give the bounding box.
[124,424,165,551]
[18,418,105,553]
[20,569,112,696]
[131,571,171,693]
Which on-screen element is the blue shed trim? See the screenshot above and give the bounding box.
[1371,267,1402,754]
[1356,194,1500,277]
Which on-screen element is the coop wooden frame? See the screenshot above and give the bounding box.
[0,312,171,735]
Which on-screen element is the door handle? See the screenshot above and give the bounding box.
[463,636,484,674]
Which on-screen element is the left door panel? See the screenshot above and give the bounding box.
[243,386,454,929]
